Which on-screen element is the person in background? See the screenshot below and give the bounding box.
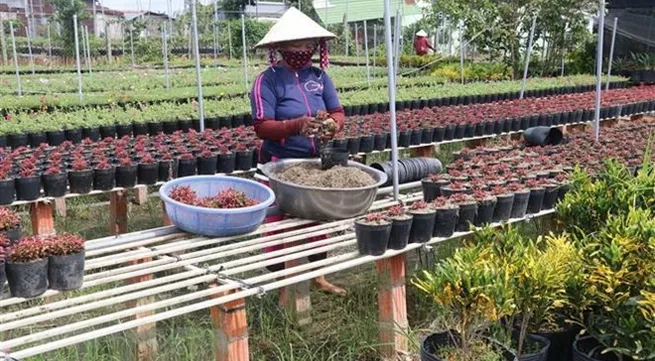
[249,8,346,296]
[414,30,435,56]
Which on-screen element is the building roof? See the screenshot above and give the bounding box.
[313,0,423,25]
[123,11,171,21]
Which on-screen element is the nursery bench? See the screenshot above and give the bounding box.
[0,179,556,361]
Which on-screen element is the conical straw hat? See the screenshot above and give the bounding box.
[416,30,428,37]
[255,7,336,48]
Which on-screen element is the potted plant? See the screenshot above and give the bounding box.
[46,233,86,291]
[386,205,413,251]
[472,189,497,226]
[441,181,471,197]
[42,164,67,198]
[158,152,176,182]
[0,159,15,205]
[491,185,515,223]
[525,179,546,215]
[450,193,478,232]
[5,236,50,298]
[432,197,459,238]
[0,235,8,290]
[507,182,530,219]
[197,147,218,175]
[15,157,41,201]
[93,158,115,191]
[0,207,21,243]
[541,180,560,210]
[177,151,197,178]
[68,156,93,194]
[414,245,516,361]
[355,212,392,256]
[408,201,436,244]
[217,145,236,174]
[137,152,159,185]
[235,143,254,171]
[115,157,137,188]
[422,173,450,202]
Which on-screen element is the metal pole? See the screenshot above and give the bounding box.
[162,27,170,90]
[393,10,401,76]
[448,20,453,56]
[383,0,399,201]
[73,15,83,100]
[0,18,8,66]
[354,22,359,66]
[9,22,21,96]
[594,0,605,141]
[191,0,205,131]
[519,15,537,99]
[105,22,111,63]
[92,0,97,35]
[373,24,377,76]
[129,25,135,66]
[167,0,173,34]
[228,22,233,59]
[364,19,370,86]
[344,0,349,57]
[560,22,567,77]
[606,17,618,91]
[241,14,249,91]
[214,0,219,58]
[25,26,35,75]
[84,26,92,77]
[459,26,464,84]
[47,22,52,62]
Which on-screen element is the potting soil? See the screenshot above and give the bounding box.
[277,164,376,188]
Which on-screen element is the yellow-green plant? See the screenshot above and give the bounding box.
[413,245,515,359]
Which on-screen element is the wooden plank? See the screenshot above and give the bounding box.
[30,201,55,235]
[109,190,128,235]
[210,288,249,361]
[377,254,408,359]
[126,257,158,361]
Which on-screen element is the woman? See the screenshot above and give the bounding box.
[414,30,435,56]
[250,8,346,296]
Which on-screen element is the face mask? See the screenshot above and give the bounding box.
[279,48,315,70]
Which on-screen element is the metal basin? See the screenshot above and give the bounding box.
[260,159,388,221]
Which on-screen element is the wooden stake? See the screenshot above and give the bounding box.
[53,197,67,218]
[377,254,408,358]
[126,257,158,361]
[30,201,55,235]
[110,190,128,235]
[134,185,148,205]
[209,288,249,361]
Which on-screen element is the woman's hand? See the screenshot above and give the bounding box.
[320,118,338,140]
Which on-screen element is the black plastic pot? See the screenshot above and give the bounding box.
[64,128,83,143]
[511,191,530,218]
[0,261,5,291]
[1,226,21,244]
[388,216,413,250]
[373,133,387,151]
[410,129,423,145]
[178,119,193,131]
[158,160,175,181]
[518,334,550,361]
[421,128,434,144]
[433,207,459,238]
[82,127,100,141]
[493,194,514,222]
[444,125,456,140]
[133,123,149,136]
[42,172,68,197]
[47,130,66,146]
[524,127,564,147]
[421,332,516,361]
[217,153,236,174]
[321,147,349,170]
[48,251,85,291]
[29,132,47,147]
[398,131,411,147]
[197,155,218,175]
[359,135,374,153]
[454,124,466,139]
[434,127,446,142]
[542,185,559,210]
[93,167,115,191]
[6,259,49,298]
[0,178,16,205]
[177,158,197,177]
[99,125,116,139]
[116,124,133,138]
[347,137,362,155]
[456,202,477,232]
[115,165,137,188]
[408,211,436,243]
[422,180,441,202]
[68,170,93,194]
[148,121,164,135]
[355,221,392,256]
[475,199,497,226]
[236,149,254,171]
[527,188,546,214]
[138,163,159,185]
[9,133,28,148]
[572,336,612,361]
[163,120,179,134]
[333,138,348,150]
[536,326,577,361]
[16,175,41,201]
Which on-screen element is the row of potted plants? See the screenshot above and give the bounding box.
[0,232,86,299]
[0,128,261,205]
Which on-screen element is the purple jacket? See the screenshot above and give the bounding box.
[250,65,342,159]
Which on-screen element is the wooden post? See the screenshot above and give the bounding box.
[162,201,172,226]
[126,257,158,361]
[134,185,148,205]
[53,197,67,218]
[279,242,312,326]
[110,190,128,234]
[377,254,408,358]
[210,288,249,361]
[30,201,55,235]
[410,145,434,158]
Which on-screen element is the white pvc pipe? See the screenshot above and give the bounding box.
[73,15,83,100]
[606,17,618,91]
[459,25,464,84]
[364,20,370,86]
[594,0,605,141]
[241,14,249,91]
[190,0,205,131]
[162,27,170,90]
[9,21,21,96]
[25,26,35,74]
[520,16,537,99]
[383,0,400,200]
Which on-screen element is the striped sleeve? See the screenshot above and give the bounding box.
[250,73,277,121]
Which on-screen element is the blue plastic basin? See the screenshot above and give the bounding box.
[159,175,276,237]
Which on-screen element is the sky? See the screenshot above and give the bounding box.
[101,0,211,14]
